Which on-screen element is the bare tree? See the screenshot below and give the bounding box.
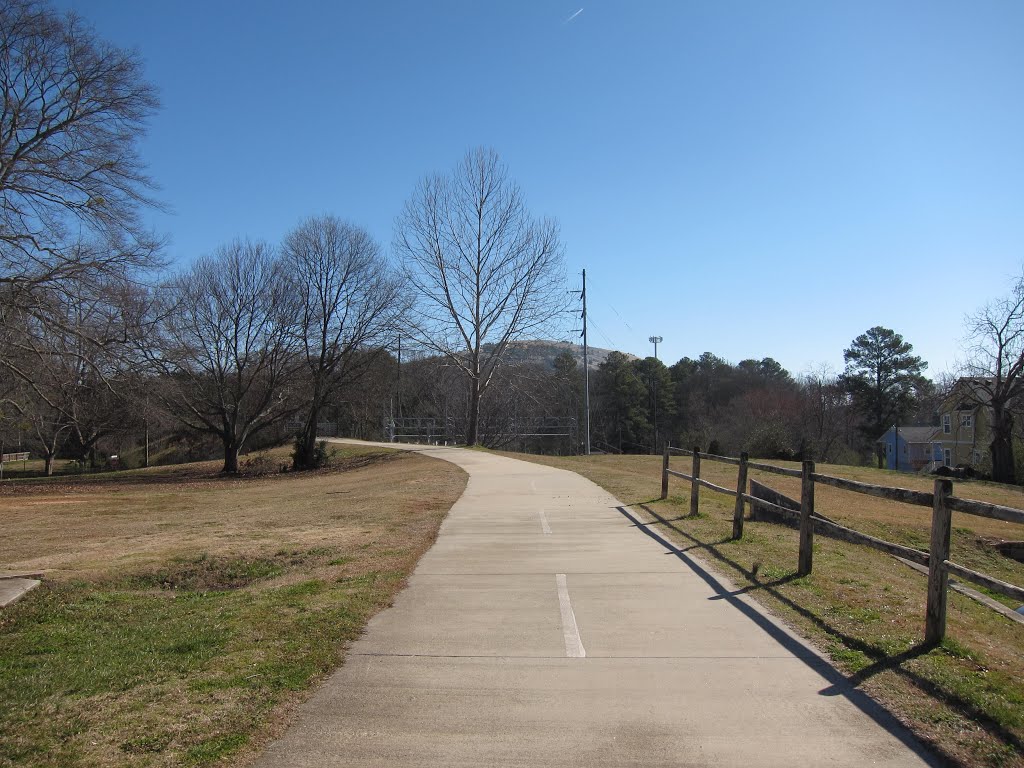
[963,271,1024,484]
[0,0,162,304]
[797,365,852,463]
[146,241,299,473]
[282,215,405,469]
[5,385,66,475]
[0,268,131,473]
[394,148,565,445]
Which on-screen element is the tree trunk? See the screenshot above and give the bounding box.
[990,403,1016,485]
[466,378,481,446]
[222,436,240,474]
[44,454,54,476]
[293,404,322,470]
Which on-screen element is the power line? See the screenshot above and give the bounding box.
[587,317,618,350]
[609,303,634,333]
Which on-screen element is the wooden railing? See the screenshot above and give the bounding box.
[661,445,1024,644]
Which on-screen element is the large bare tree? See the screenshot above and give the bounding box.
[0,0,161,303]
[394,148,565,445]
[282,215,404,469]
[147,241,299,473]
[963,271,1024,484]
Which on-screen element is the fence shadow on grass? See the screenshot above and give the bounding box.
[620,503,1022,768]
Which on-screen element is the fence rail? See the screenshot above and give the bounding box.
[660,444,1024,644]
[942,561,1024,602]
[810,473,934,507]
[947,497,1024,525]
[746,460,802,478]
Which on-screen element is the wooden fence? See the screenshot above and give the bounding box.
[661,445,1024,644]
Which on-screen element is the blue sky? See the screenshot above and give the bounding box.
[61,0,1024,378]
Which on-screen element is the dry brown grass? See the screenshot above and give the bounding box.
[1,447,458,582]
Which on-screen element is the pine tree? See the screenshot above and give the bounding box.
[841,327,928,460]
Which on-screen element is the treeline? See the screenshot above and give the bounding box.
[0,218,402,474]
[586,349,938,463]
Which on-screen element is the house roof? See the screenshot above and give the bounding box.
[942,377,994,411]
[875,426,936,443]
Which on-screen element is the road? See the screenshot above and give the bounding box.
[251,442,934,767]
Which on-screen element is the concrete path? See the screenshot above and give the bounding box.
[0,574,41,607]
[252,443,935,767]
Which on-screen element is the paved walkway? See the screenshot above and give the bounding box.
[252,443,935,767]
[0,576,40,607]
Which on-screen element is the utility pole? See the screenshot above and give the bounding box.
[649,335,663,454]
[894,422,899,471]
[581,270,591,455]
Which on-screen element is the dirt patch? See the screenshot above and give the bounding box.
[129,554,287,592]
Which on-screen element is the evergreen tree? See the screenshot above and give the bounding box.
[593,352,648,452]
[841,326,928,459]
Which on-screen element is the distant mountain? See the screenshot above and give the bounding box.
[500,340,636,370]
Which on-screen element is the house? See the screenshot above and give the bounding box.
[876,377,1016,474]
[876,426,940,472]
[930,377,992,470]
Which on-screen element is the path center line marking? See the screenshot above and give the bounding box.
[556,573,586,658]
[538,507,552,535]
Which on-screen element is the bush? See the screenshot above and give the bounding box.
[746,422,795,460]
[241,452,275,475]
[291,436,334,470]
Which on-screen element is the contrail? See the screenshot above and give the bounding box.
[564,7,583,23]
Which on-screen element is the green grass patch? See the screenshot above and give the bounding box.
[184,733,249,765]
[0,561,398,767]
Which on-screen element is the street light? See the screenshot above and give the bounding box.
[649,336,663,453]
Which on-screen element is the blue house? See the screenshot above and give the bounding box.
[876,426,941,472]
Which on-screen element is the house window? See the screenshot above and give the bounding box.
[942,414,951,434]
[961,414,972,428]
[944,449,951,466]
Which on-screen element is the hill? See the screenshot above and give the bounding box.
[501,340,636,370]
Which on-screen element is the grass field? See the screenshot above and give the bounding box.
[0,445,467,768]
[501,451,1024,768]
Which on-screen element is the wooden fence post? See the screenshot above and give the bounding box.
[798,459,815,576]
[661,444,670,499]
[732,452,749,539]
[689,446,701,517]
[926,478,953,645]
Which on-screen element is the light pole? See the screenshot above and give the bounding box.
[649,336,661,361]
[649,336,663,453]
